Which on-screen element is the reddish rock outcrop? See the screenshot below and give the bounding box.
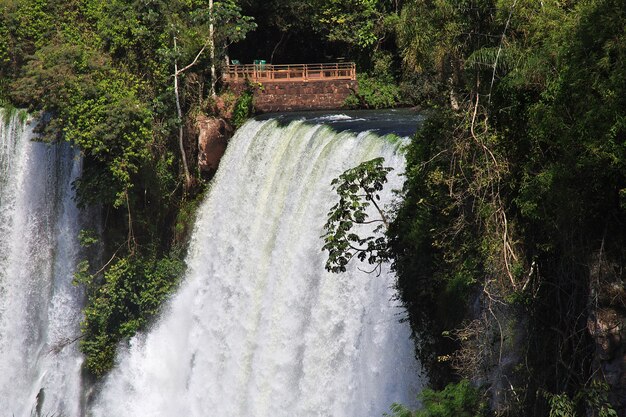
[196,116,233,177]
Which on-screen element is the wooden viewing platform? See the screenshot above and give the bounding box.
[224,62,358,112]
[224,62,356,83]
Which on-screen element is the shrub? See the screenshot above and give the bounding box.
[232,89,254,128]
[345,73,400,109]
[77,253,184,376]
[385,381,485,417]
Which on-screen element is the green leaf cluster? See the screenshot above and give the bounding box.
[316,0,387,49]
[10,41,153,207]
[385,380,486,417]
[322,157,393,273]
[543,380,617,417]
[417,380,486,417]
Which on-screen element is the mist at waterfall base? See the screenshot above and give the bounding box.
[93,112,425,417]
[0,111,85,416]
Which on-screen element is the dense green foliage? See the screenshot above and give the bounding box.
[416,381,485,417]
[345,73,400,109]
[11,43,153,206]
[542,381,617,417]
[390,2,626,414]
[427,0,624,413]
[76,253,184,376]
[232,89,254,128]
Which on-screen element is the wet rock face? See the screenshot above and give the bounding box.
[589,309,623,360]
[197,116,232,177]
[588,255,626,416]
[588,307,626,415]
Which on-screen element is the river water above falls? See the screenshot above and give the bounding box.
[1,109,425,416]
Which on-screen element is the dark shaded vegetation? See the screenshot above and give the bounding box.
[323,0,626,415]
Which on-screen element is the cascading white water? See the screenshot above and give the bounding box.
[0,110,85,416]
[93,117,425,417]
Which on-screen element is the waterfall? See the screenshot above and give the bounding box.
[92,117,424,417]
[0,110,85,416]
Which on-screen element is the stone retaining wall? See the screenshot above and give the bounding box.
[227,80,358,112]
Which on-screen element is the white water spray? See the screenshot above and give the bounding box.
[0,111,84,416]
[93,118,424,417]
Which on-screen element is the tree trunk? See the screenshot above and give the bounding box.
[173,36,192,190]
[270,32,287,64]
[209,0,216,98]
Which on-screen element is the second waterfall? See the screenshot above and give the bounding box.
[92,115,424,416]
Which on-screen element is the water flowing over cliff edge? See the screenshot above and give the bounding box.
[0,110,424,416]
[0,111,85,416]
[92,114,425,417]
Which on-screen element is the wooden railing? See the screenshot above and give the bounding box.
[223,62,356,83]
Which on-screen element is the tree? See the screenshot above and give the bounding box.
[10,42,152,212]
[170,0,255,190]
[316,0,396,51]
